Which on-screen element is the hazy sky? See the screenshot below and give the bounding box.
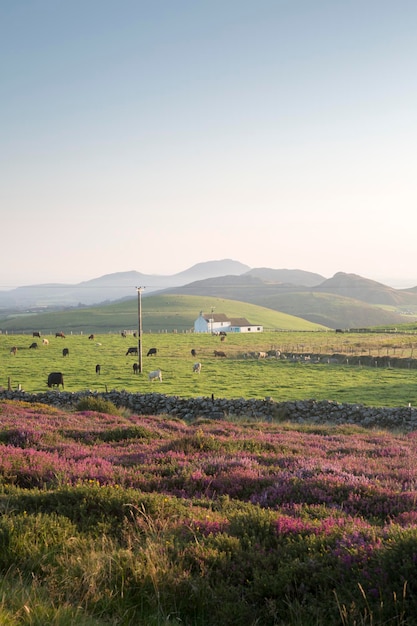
[2,1,416,289]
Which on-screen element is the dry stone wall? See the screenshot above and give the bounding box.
[1,389,417,431]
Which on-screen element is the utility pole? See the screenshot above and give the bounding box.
[136,287,144,373]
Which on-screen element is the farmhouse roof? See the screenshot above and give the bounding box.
[203,313,230,322]
[229,317,252,326]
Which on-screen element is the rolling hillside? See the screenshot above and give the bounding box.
[2,260,417,330]
[0,295,328,334]
[314,272,417,306]
[159,273,417,329]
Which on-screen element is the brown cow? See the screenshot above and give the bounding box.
[214,350,226,358]
[55,332,65,338]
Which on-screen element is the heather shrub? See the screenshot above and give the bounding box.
[164,430,222,453]
[0,400,417,623]
[0,427,43,448]
[70,425,155,443]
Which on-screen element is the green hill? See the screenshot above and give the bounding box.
[0,295,328,334]
[163,275,416,328]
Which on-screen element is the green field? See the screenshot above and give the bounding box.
[2,330,417,407]
[0,294,328,334]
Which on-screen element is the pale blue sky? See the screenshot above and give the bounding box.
[1,1,416,288]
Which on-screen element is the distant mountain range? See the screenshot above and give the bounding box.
[0,260,250,310]
[1,259,417,329]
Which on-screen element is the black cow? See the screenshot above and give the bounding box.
[29,342,38,349]
[121,331,127,338]
[56,332,65,338]
[63,348,69,357]
[88,334,95,340]
[133,363,139,374]
[191,349,197,357]
[33,331,41,338]
[126,347,138,356]
[47,372,64,388]
[147,348,157,357]
[95,364,101,375]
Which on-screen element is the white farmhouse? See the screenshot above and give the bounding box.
[194,311,263,333]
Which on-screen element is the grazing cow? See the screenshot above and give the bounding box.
[62,348,69,357]
[266,350,280,358]
[220,335,226,342]
[29,342,38,349]
[95,364,101,375]
[55,332,65,338]
[88,334,95,340]
[193,362,202,374]
[33,331,41,338]
[121,331,127,338]
[191,348,197,358]
[214,350,226,358]
[258,351,267,359]
[148,369,162,382]
[42,338,49,346]
[133,362,139,374]
[147,348,157,357]
[126,347,138,356]
[47,372,64,388]
[10,346,17,356]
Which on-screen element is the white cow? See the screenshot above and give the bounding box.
[193,362,202,374]
[42,338,49,345]
[148,369,162,382]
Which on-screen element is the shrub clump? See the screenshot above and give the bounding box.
[75,397,123,416]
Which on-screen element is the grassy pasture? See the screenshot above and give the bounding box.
[2,330,417,406]
[0,294,328,334]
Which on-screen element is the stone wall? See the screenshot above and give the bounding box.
[1,389,417,431]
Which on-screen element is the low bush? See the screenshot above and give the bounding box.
[75,397,123,416]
